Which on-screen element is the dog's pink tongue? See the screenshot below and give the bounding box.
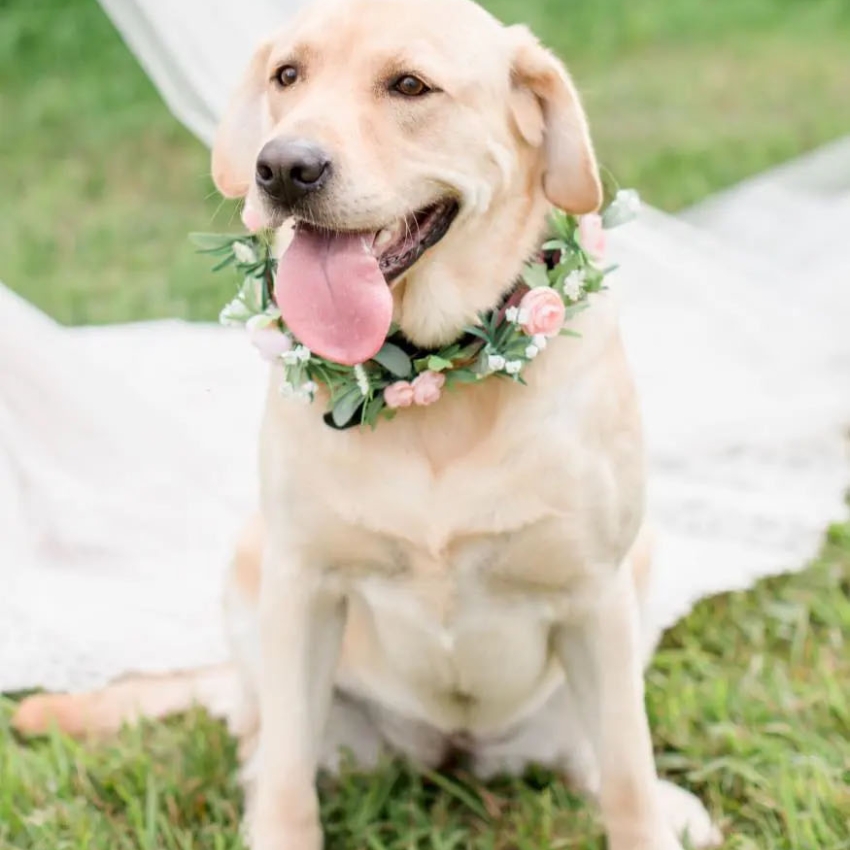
[274,228,392,366]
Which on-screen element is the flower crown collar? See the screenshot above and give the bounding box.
[194,180,640,430]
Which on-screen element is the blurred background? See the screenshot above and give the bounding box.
[2,0,849,324]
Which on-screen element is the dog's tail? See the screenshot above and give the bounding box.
[11,664,241,739]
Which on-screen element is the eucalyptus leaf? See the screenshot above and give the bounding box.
[541,239,565,251]
[563,302,590,321]
[189,232,237,251]
[522,262,550,289]
[548,209,575,241]
[448,369,481,385]
[363,395,385,427]
[332,388,364,428]
[426,355,454,372]
[211,255,236,273]
[371,342,412,377]
[462,327,491,343]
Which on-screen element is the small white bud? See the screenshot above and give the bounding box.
[232,241,257,264]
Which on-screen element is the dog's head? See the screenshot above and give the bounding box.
[213,0,600,363]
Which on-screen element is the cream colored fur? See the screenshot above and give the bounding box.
[15,1,721,848]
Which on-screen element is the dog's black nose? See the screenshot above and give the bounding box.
[255,139,331,204]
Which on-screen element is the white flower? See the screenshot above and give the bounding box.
[238,276,263,306]
[283,345,311,365]
[354,364,370,396]
[525,344,539,359]
[487,354,506,372]
[505,306,520,323]
[616,188,641,216]
[219,298,251,326]
[279,379,317,403]
[562,270,584,301]
[602,188,642,228]
[246,313,277,331]
[505,360,523,375]
[532,334,548,351]
[233,240,257,264]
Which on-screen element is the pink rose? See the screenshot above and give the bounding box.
[384,380,415,409]
[578,213,606,260]
[519,287,566,337]
[249,326,293,361]
[241,202,264,233]
[412,371,446,406]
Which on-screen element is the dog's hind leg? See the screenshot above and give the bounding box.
[12,664,240,739]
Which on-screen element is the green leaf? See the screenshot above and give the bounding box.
[210,255,236,272]
[461,326,491,343]
[371,342,412,378]
[564,302,590,321]
[447,369,480,385]
[548,209,575,241]
[522,262,550,289]
[189,232,237,251]
[363,395,385,427]
[541,238,566,251]
[559,328,582,338]
[331,388,363,428]
[426,355,454,372]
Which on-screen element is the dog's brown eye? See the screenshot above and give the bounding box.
[393,75,430,97]
[275,65,299,87]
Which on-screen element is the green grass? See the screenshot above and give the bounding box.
[1,0,849,847]
[3,527,848,849]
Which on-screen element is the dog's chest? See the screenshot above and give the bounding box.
[344,547,564,731]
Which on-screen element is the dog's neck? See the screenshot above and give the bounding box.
[392,186,552,350]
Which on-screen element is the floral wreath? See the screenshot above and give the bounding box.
[193,178,640,430]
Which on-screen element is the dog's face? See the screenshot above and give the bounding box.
[213,0,600,357]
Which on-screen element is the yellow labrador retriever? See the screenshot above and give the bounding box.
[15,0,721,847]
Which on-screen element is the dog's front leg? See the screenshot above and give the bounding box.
[250,546,345,850]
[555,568,681,850]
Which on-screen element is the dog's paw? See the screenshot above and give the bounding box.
[245,799,323,850]
[247,820,322,850]
[608,829,683,850]
[12,693,90,738]
[656,779,722,848]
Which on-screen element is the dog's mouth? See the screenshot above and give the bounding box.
[370,199,460,282]
[274,199,459,366]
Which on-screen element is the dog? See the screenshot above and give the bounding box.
[14,0,722,848]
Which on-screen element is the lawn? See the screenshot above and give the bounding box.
[1,0,849,847]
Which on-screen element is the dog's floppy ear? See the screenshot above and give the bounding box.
[508,26,602,214]
[212,41,274,198]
